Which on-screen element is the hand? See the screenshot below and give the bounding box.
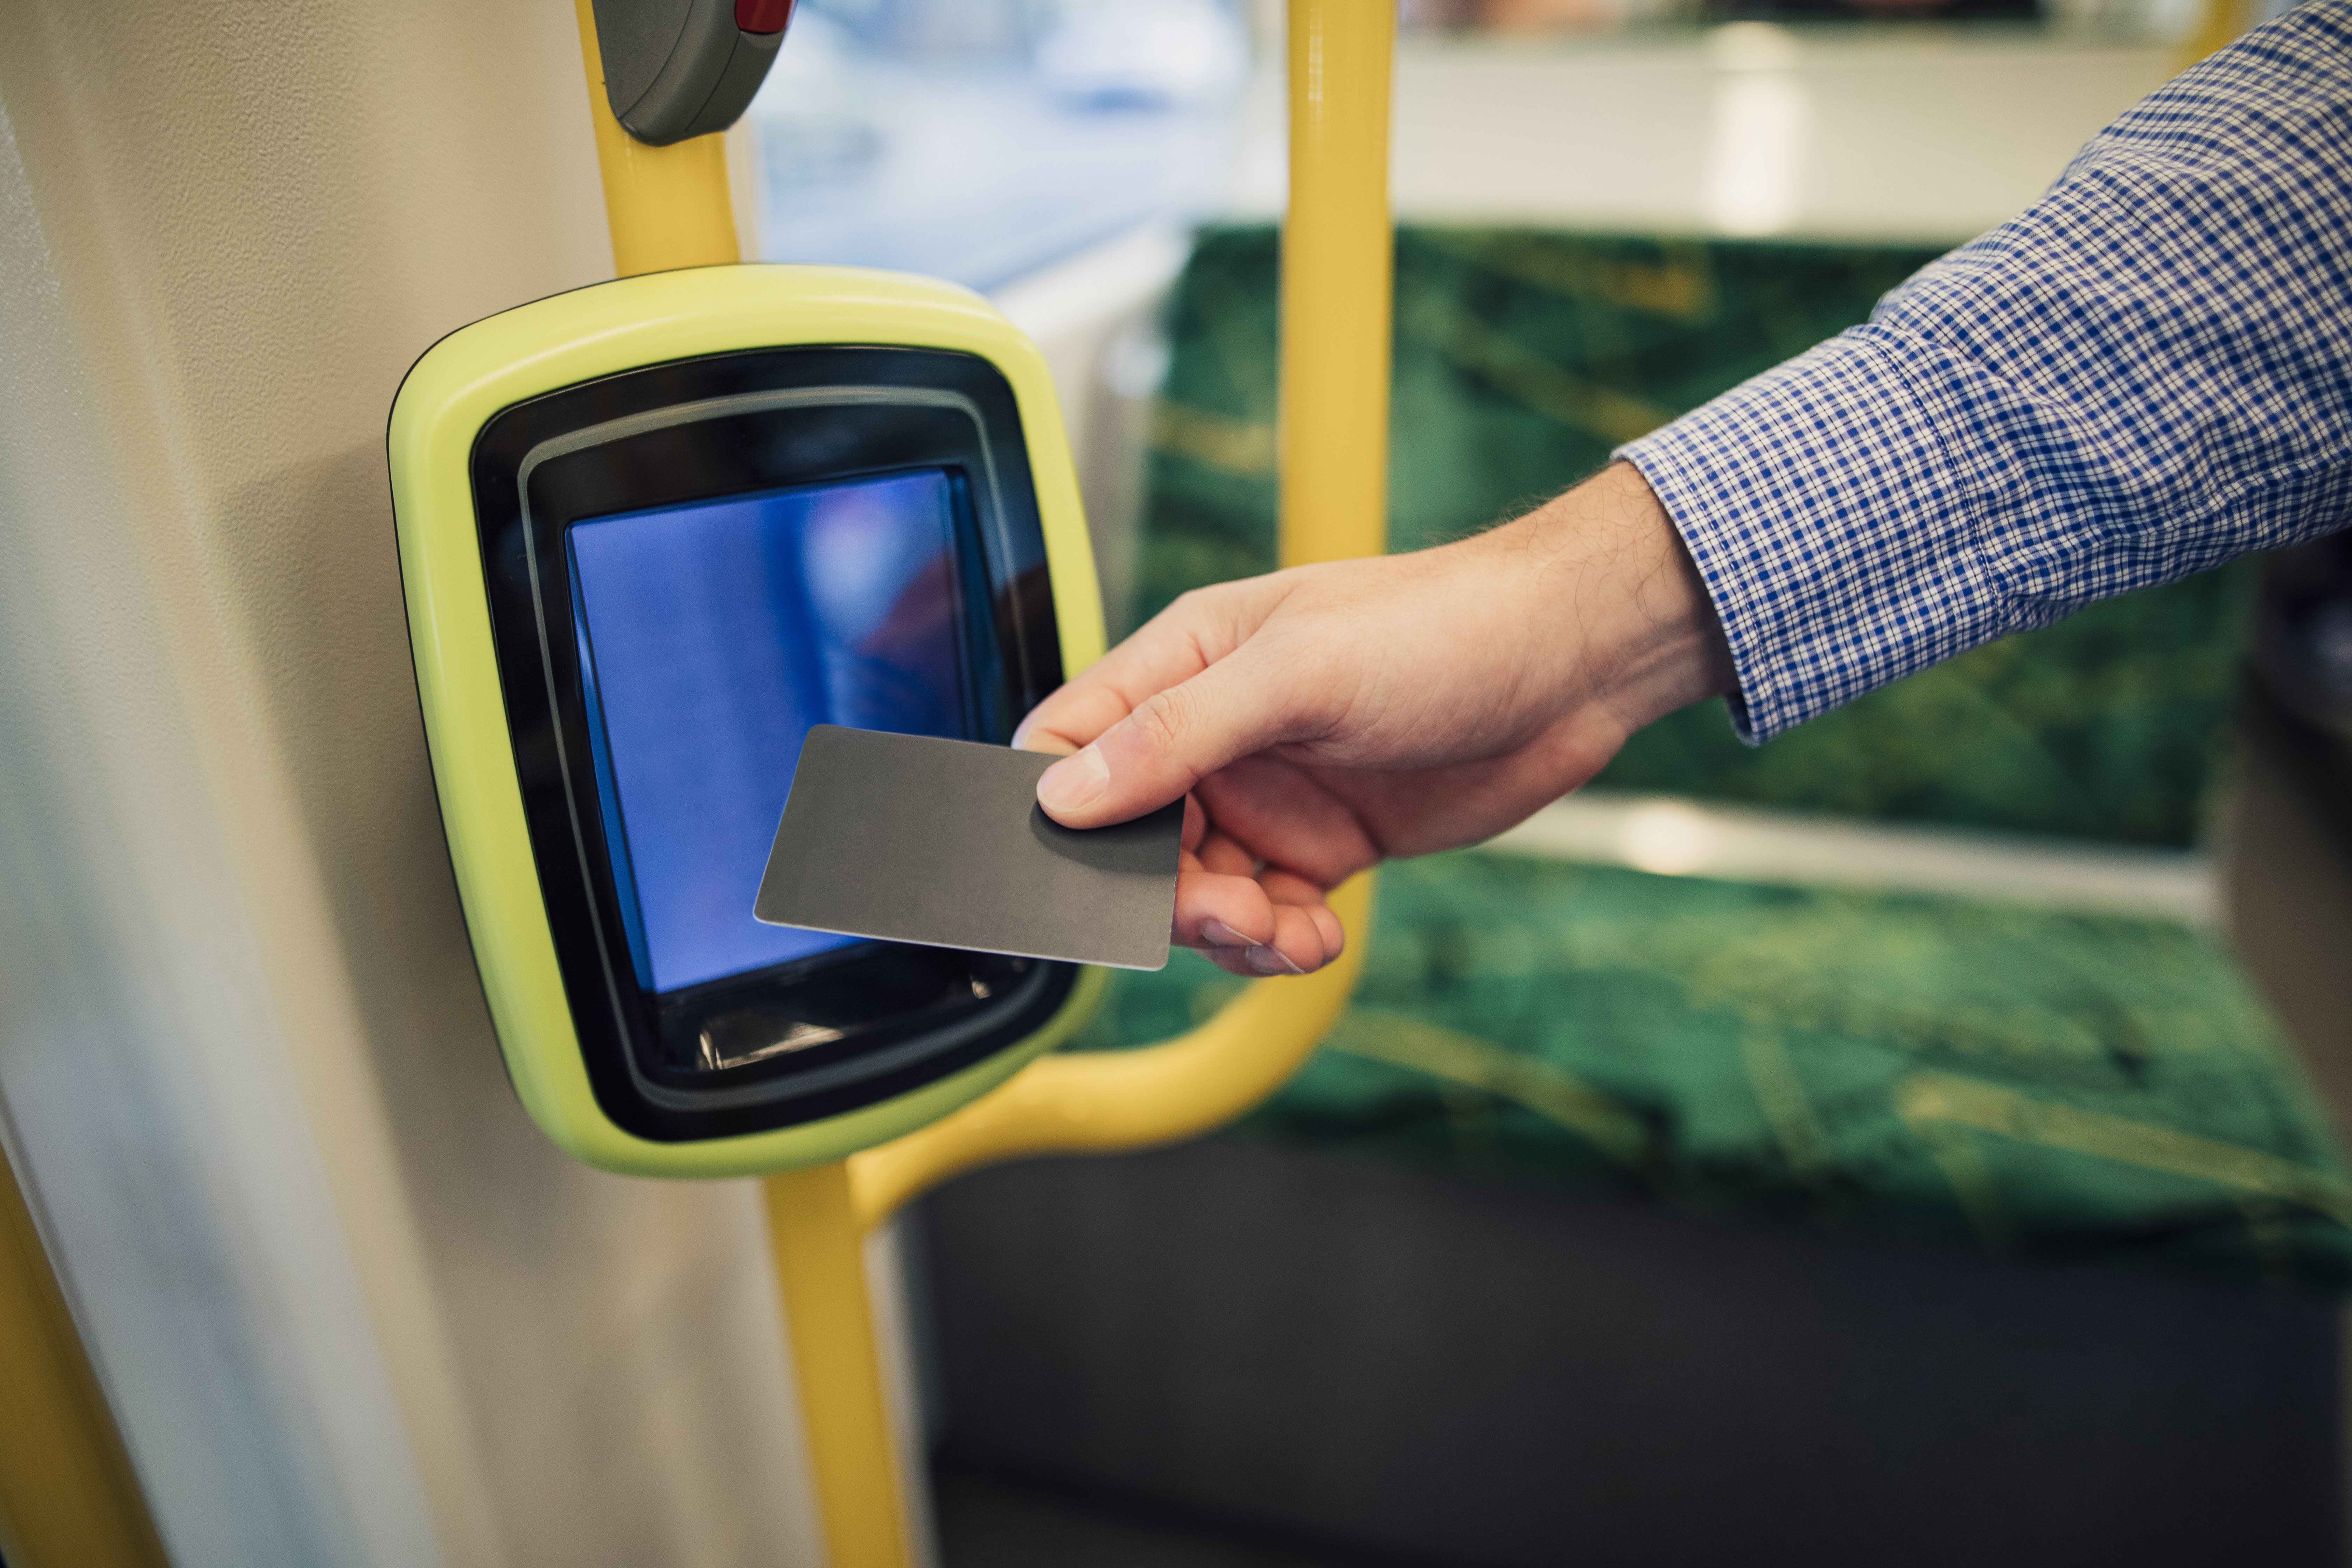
[1013,462,1734,976]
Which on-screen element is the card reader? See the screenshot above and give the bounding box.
[388,265,1108,1176]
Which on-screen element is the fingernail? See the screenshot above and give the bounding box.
[1201,919,1253,949]
[1246,945,1307,976]
[1037,747,1108,814]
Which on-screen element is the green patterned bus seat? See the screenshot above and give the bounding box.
[1080,863,2352,1290]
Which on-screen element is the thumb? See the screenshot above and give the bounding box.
[1035,650,1298,828]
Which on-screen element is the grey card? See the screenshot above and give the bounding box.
[754,725,1183,971]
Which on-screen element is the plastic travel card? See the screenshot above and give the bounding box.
[755,725,1182,971]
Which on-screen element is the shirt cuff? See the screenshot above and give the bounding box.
[1616,328,2021,744]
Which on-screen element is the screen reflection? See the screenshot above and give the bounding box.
[569,468,969,993]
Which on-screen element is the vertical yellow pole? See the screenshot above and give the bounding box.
[2175,0,2246,70]
[1280,0,1396,569]
[568,10,910,1565]
[572,0,741,275]
[0,1148,170,1568]
[763,1166,912,1568]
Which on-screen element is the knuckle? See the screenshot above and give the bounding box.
[1129,686,1193,756]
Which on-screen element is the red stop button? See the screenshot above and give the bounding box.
[736,0,793,33]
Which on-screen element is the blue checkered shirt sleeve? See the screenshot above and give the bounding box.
[1619,0,2352,743]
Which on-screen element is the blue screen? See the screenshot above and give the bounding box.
[568,469,968,994]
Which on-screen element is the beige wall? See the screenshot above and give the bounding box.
[0,3,823,1563]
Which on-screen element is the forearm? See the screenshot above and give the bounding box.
[1623,0,2352,741]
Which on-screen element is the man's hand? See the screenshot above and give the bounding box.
[1013,462,1734,976]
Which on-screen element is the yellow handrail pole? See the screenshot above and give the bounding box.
[569,12,910,1568]
[2177,0,2250,71]
[752,1185,908,1568]
[845,0,1397,1231]
[572,0,740,275]
[1279,0,1396,572]
[0,1146,171,1568]
[763,1162,911,1568]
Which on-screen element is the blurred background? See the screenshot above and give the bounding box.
[735,1,2352,1563]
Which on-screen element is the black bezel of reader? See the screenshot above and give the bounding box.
[469,346,1078,1144]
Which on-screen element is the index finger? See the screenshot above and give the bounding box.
[1011,578,1282,754]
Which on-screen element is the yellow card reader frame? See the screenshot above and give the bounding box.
[389,264,1109,1178]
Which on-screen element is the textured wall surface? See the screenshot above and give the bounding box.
[0,4,824,1564]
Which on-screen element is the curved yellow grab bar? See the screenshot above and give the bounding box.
[574,4,1395,1563]
[848,874,1375,1225]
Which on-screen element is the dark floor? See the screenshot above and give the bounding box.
[934,1466,1387,1568]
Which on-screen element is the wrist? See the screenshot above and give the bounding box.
[1499,461,1734,737]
